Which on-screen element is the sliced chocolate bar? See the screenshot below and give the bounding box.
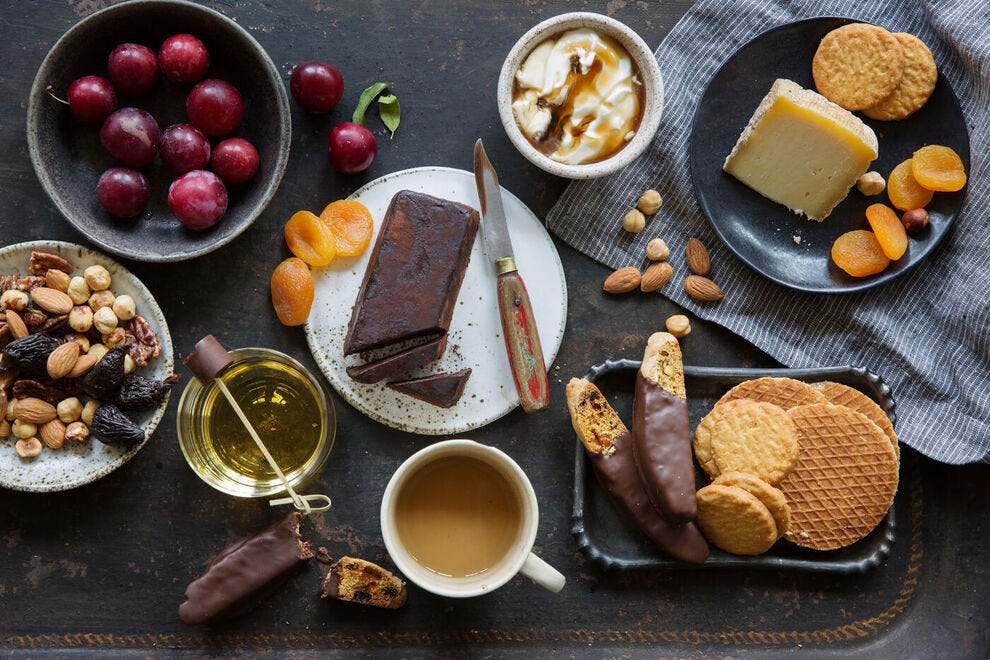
[178,513,313,625]
[345,335,447,384]
[343,190,479,355]
[387,368,471,408]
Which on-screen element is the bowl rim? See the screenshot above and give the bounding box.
[25,0,291,263]
[497,11,664,179]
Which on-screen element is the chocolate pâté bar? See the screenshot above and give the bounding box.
[343,190,480,355]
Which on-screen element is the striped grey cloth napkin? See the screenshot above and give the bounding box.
[546,0,989,464]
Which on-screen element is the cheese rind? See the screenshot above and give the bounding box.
[723,79,878,221]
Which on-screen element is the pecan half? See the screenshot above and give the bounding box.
[39,314,68,334]
[129,316,160,358]
[30,251,74,276]
[12,379,66,404]
[22,308,49,330]
[14,276,46,292]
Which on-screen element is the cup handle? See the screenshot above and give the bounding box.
[520,552,566,593]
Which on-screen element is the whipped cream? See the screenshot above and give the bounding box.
[511,28,643,165]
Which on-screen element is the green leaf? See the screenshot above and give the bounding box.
[352,82,392,126]
[378,94,400,138]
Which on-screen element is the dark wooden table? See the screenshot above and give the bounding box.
[1,1,987,657]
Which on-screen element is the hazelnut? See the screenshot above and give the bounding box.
[68,305,94,333]
[65,421,90,444]
[84,265,112,291]
[901,208,929,233]
[646,238,670,262]
[15,437,43,458]
[88,343,109,362]
[1,289,29,312]
[57,397,83,424]
[637,189,663,215]
[67,276,90,305]
[81,400,100,427]
[103,328,127,348]
[93,306,118,335]
[112,294,136,321]
[622,209,646,233]
[124,354,136,374]
[665,314,692,338]
[857,171,886,196]
[12,419,38,439]
[88,289,115,311]
[69,332,91,353]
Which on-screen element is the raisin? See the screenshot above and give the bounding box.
[831,230,890,277]
[270,258,314,326]
[865,203,908,260]
[912,145,967,192]
[82,348,127,399]
[90,404,144,447]
[112,374,177,411]
[285,210,337,267]
[887,159,934,211]
[1,334,59,377]
[319,200,374,256]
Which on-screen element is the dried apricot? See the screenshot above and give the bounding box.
[831,230,890,277]
[319,200,374,256]
[886,159,933,211]
[285,210,337,267]
[912,145,967,192]
[270,257,314,326]
[865,203,908,260]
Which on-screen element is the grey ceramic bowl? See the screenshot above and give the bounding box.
[27,0,290,262]
[497,12,664,179]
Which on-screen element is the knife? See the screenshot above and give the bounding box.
[473,139,549,412]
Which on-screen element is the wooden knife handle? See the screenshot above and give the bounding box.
[496,271,549,412]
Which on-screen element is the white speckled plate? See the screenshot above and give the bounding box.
[0,241,174,492]
[305,167,567,435]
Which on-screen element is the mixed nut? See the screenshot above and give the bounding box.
[0,250,176,458]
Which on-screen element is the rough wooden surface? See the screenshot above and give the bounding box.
[0,1,986,657]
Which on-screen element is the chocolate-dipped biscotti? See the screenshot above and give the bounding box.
[566,378,708,563]
[343,190,480,356]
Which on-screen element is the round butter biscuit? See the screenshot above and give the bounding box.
[714,471,791,538]
[863,33,937,121]
[706,399,799,484]
[696,484,778,556]
[812,23,905,111]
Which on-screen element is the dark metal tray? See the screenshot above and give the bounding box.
[572,360,897,573]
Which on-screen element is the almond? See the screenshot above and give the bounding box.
[640,262,674,292]
[66,353,98,379]
[45,269,71,293]
[684,275,724,302]
[13,397,57,424]
[5,309,29,339]
[685,238,711,276]
[40,419,66,449]
[603,266,641,294]
[47,341,81,379]
[30,287,74,315]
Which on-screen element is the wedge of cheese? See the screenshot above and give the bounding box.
[723,79,878,221]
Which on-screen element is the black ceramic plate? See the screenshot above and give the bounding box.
[572,360,897,573]
[689,17,970,293]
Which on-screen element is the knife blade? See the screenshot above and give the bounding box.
[473,139,549,412]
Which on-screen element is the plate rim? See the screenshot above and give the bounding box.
[688,15,970,294]
[0,240,174,492]
[571,359,897,573]
[303,165,568,435]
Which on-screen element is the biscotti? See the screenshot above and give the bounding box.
[321,556,407,609]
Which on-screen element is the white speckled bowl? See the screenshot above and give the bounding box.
[0,241,174,492]
[497,12,664,179]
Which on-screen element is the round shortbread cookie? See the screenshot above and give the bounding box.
[695,484,779,555]
[863,33,938,121]
[780,404,898,551]
[714,471,791,537]
[705,399,798,484]
[718,377,828,410]
[812,23,905,111]
[810,380,899,461]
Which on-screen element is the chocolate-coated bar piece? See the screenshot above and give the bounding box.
[178,513,313,625]
[632,372,697,523]
[346,335,447,384]
[387,368,472,408]
[343,190,479,355]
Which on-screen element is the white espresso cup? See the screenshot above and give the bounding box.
[381,439,566,597]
